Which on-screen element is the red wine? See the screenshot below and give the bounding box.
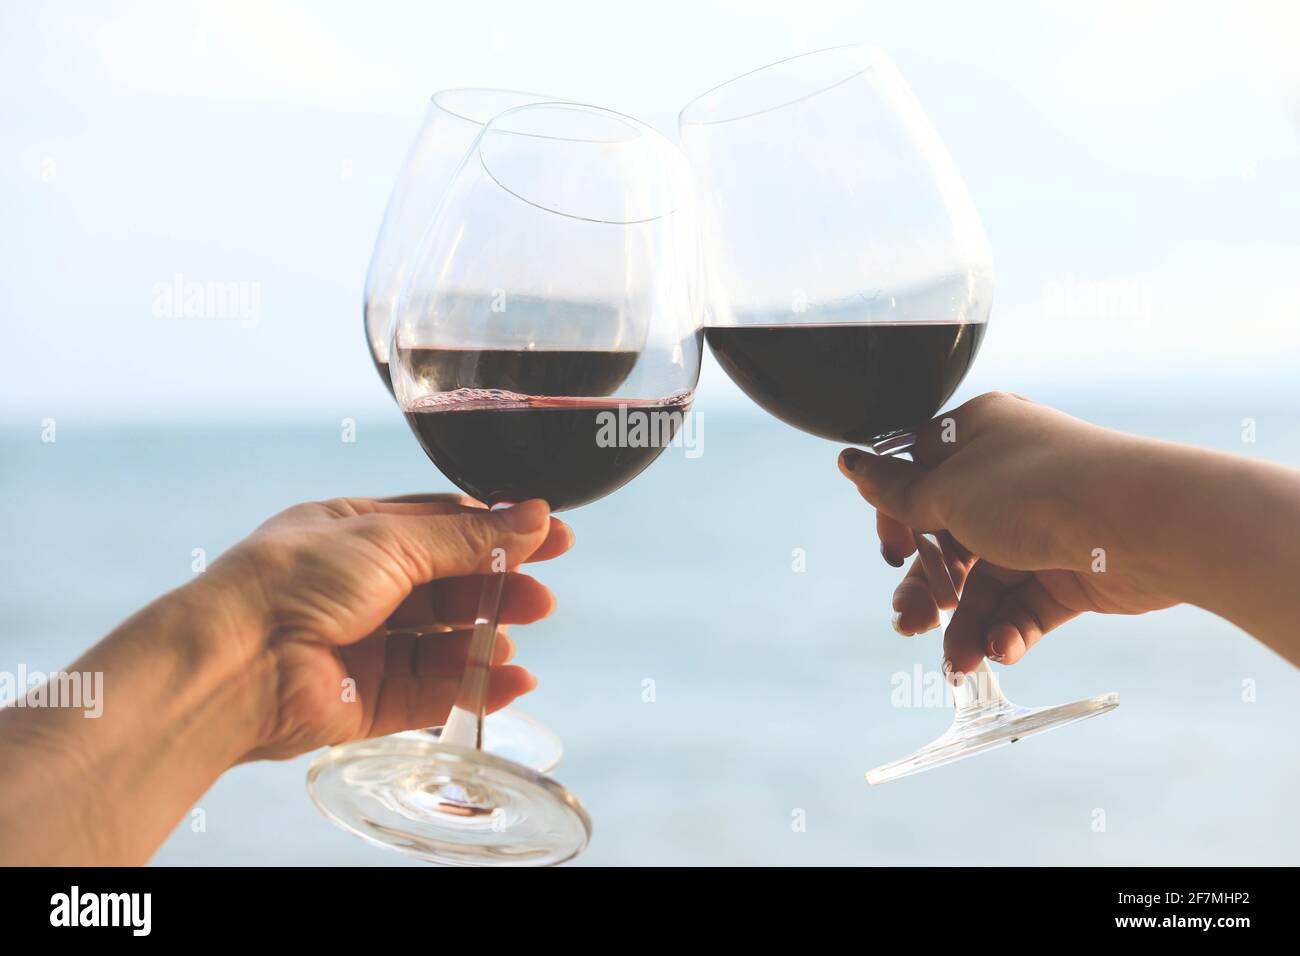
[406,391,690,511]
[398,346,638,398]
[705,322,985,443]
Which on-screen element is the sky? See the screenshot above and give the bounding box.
[1,0,1298,424]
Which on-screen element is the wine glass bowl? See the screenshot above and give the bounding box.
[391,103,701,513]
[680,44,994,447]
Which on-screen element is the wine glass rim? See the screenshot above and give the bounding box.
[678,42,884,128]
[476,101,689,224]
[429,87,565,126]
[483,100,662,145]
[432,92,652,149]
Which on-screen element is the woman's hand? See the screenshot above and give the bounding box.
[206,494,572,760]
[838,392,1182,678]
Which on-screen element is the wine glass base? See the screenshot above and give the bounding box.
[395,708,563,774]
[866,691,1119,785]
[307,736,591,866]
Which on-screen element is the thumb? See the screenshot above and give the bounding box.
[383,498,553,582]
[837,448,943,530]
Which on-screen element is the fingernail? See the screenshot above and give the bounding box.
[942,658,965,687]
[891,611,909,636]
[501,499,548,531]
[839,448,867,474]
[880,543,904,568]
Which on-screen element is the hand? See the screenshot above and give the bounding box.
[201,494,572,760]
[838,392,1180,678]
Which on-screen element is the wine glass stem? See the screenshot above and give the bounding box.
[438,571,507,750]
[877,435,1015,718]
[936,608,1011,715]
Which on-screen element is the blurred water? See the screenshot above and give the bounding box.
[1,396,1297,866]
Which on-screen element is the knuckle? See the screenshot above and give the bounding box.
[351,512,391,541]
[970,390,1013,411]
[262,501,319,527]
[251,533,330,589]
[318,496,363,518]
[446,513,495,563]
[897,471,926,521]
[915,472,950,528]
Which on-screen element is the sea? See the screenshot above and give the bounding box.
[1,384,1298,866]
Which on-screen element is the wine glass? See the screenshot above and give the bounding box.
[363,88,565,774]
[679,44,1117,785]
[310,102,701,864]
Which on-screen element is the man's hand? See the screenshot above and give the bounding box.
[203,494,572,759]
